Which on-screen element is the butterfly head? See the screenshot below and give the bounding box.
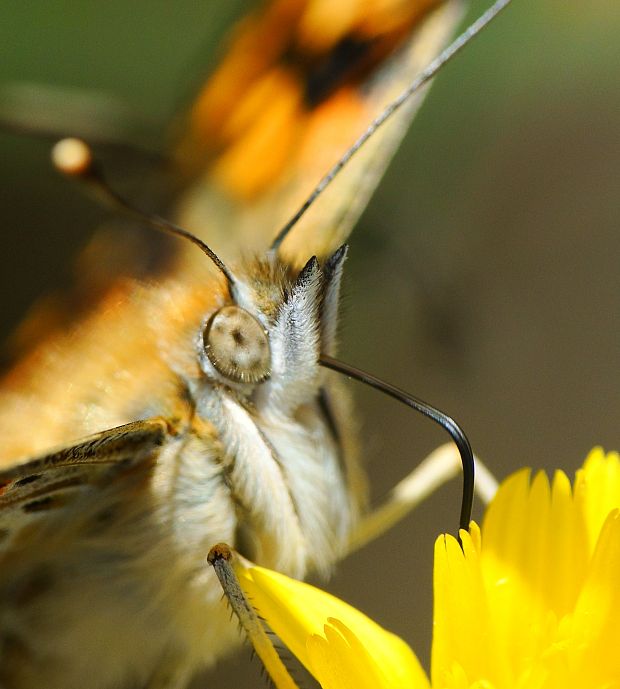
[197,246,347,404]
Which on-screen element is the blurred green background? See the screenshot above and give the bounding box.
[1,0,619,685]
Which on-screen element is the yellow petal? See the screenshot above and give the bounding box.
[477,470,552,683]
[574,447,620,552]
[566,509,620,687]
[306,621,373,689]
[307,617,428,689]
[479,468,586,658]
[432,528,504,688]
[237,564,428,688]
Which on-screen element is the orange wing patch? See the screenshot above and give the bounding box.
[173,0,462,266]
[178,0,445,200]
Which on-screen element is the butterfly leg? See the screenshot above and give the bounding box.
[346,443,498,554]
[207,544,301,689]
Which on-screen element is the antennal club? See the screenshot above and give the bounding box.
[51,137,237,287]
[270,0,513,252]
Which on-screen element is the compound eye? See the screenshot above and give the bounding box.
[203,306,271,384]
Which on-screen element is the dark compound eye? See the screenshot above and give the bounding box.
[203,306,271,384]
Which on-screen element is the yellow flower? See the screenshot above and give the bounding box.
[236,448,620,689]
[433,447,620,689]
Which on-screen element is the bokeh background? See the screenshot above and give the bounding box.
[1,0,619,684]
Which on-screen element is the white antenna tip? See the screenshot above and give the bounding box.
[51,138,92,176]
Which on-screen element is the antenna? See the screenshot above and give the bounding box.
[51,137,237,287]
[320,354,475,536]
[270,0,513,251]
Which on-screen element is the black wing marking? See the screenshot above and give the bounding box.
[0,418,171,552]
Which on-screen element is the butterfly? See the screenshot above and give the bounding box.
[0,1,504,688]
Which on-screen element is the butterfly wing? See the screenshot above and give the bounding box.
[173,0,464,266]
[0,417,228,689]
[0,419,168,556]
